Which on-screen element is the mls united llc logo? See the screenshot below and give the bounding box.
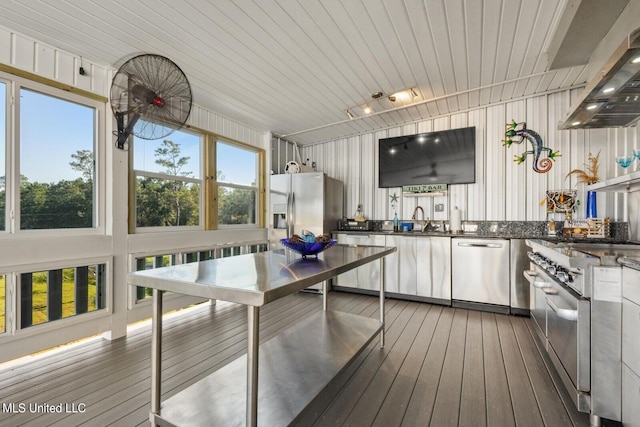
[2,402,87,414]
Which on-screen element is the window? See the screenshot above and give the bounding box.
[0,274,5,333]
[133,125,203,230]
[216,140,259,226]
[19,88,96,230]
[1,81,5,232]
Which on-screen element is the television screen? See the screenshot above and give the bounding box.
[378,126,476,188]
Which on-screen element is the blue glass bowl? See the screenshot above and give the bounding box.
[280,238,337,258]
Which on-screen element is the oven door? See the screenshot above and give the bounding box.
[545,280,591,412]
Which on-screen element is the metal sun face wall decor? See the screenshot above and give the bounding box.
[502,120,560,173]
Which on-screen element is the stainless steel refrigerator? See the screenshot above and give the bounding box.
[269,172,344,254]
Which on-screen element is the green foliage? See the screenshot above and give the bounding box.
[20,178,93,229]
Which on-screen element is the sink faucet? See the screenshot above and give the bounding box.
[411,206,429,232]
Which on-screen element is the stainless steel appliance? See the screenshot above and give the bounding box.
[510,239,531,315]
[269,172,344,289]
[452,238,510,313]
[525,239,640,425]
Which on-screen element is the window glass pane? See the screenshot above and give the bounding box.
[217,141,257,186]
[134,126,200,177]
[218,186,256,225]
[0,82,5,232]
[136,177,200,227]
[19,88,95,229]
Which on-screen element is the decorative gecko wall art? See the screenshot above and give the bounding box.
[502,120,560,173]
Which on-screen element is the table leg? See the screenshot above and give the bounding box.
[247,306,260,427]
[150,289,163,424]
[322,280,328,311]
[379,258,385,348]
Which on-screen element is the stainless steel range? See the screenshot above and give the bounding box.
[525,239,640,426]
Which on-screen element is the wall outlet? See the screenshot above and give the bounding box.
[435,203,444,212]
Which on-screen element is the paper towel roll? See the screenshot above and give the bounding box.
[451,206,462,233]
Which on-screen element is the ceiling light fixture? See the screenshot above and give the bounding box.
[346,86,419,119]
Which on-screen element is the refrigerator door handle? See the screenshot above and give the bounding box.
[289,192,295,237]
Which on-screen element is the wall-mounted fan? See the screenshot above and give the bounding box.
[110,54,192,149]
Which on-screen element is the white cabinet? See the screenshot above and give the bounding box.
[334,233,451,302]
[333,233,386,290]
[384,235,400,293]
[622,266,640,427]
[385,234,451,301]
[622,364,640,427]
[417,237,451,300]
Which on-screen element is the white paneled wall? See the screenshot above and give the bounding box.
[0,26,109,95]
[301,90,640,224]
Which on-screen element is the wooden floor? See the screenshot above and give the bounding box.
[0,291,591,427]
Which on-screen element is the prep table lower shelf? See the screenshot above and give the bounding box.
[153,310,383,427]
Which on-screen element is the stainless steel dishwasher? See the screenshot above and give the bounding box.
[452,238,510,310]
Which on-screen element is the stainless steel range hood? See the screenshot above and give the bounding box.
[559,27,640,129]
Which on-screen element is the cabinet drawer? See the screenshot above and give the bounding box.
[623,266,640,305]
[622,364,640,427]
[623,298,640,376]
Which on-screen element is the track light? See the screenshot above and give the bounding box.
[346,86,419,118]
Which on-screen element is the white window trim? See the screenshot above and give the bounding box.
[1,72,106,238]
[0,255,112,339]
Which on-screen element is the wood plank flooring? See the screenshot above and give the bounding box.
[0,291,590,427]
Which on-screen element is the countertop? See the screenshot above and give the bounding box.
[333,229,628,244]
[128,245,396,306]
[618,256,640,271]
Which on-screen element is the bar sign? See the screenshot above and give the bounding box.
[403,184,447,193]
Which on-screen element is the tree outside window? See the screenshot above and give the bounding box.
[133,127,202,229]
[19,89,96,230]
[216,141,259,227]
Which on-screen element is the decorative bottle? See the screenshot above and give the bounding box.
[393,212,399,232]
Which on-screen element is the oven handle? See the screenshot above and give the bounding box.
[532,280,547,289]
[547,298,579,322]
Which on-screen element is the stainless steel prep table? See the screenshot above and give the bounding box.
[128,244,396,427]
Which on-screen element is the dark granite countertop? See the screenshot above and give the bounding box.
[334,220,629,244]
[333,229,628,244]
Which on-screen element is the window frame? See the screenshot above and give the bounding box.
[0,72,106,237]
[130,130,265,233]
[131,126,205,233]
[214,138,262,230]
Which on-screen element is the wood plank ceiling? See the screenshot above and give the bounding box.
[0,0,602,144]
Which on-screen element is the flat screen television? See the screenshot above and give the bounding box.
[378,126,476,188]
